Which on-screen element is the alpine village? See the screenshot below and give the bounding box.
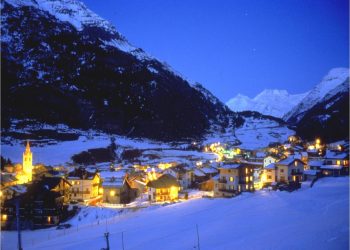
[0,0,349,249]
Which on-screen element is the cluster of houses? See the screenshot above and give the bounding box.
[0,137,348,229]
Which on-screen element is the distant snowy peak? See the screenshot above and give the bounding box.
[226,89,308,118]
[284,67,349,122]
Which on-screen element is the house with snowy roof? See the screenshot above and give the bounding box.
[67,167,100,201]
[2,176,71,229]
[101,171,137,204]
[163,164,194,189]
[214,163,255,197]
[324,150,349,167]
[275,157,305,183]
[146,174,180,202]
[214,163,240,197]
[262,163,276,186]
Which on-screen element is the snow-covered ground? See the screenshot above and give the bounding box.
[235,118,294,149]
[2,177,348,250]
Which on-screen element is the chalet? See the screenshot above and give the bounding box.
[163,164,194,189]
[193,168,207,185]
[1,177,71,229]
[214,163,255,197]
[127,172,147,196]
[320,165,343,177]
[239,163,256,192]
[324,150,349,168]
[0,185,26,207]
[147,174,180,202]
[36,177,72,203]
[100,171,137,204]
[275,157,305,183]
[67,167,101,201]
[262,163,276,186]
[214,163,240,197]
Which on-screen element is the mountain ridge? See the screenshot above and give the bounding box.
[226,89,308,118]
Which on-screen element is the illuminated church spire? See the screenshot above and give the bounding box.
[22,140,33,182]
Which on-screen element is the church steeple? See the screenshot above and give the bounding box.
[22,140,33,182]
[25,140,31,153]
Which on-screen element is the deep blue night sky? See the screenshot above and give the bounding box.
[83,0,349,102]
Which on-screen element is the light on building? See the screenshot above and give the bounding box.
[2,214,7,220]
[316,138,321,145]
[47,216,51,224]
[110,190,116,196]
[99,187,104,194]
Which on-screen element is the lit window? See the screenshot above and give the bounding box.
[250,176,253,181]
[336,160,341,165]
[245,177,249,182]
[246,184,249,190]
[229,177,234,182]
[2,214,7,220]
[294,161,297,167]
[245,168,248,174]
[110,190,116,196]
[47,216,51,224]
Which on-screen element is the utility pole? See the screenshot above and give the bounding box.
[16,199,23,250]
[121,231,125,250]
[196,224,200,250]
[104,232,110,250]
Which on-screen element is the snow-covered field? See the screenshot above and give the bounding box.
[235,118,294,149]
[2,177,348,250]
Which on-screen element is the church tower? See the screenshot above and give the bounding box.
[22,140,33,182]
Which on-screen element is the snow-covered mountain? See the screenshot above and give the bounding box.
[226,89,308,118]
[1,0,240,141]
[284,68,349,123]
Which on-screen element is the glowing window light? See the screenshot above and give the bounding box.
[110,190,116,196]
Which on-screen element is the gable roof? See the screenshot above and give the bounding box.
[67,167,97,180]
[324,150,348,160]
[37,177,72,189]
[220,164,241,170]
[265,163,276,170]
[146,174,180,188]
[276,157,305,166]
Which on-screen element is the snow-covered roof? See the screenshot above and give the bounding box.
[277,157,305,166]
[324,150,348,159]
[220,164,241,169]
[304,170,318,175]
[265,163,276,170]
[100,171,126,180]
[194,169,205,177]
[308,160,324,167]
[102,178,124,188]
[200,167,218,174]
[320,165,343,170]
